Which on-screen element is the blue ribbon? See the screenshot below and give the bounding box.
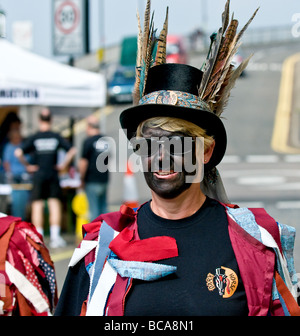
[108,257,177,281]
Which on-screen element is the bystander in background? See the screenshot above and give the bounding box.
[15,107,76,248]
[0,111,22,184]
[78,114,110,221]
[3,118,31,219]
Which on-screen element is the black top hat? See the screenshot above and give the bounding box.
[120,63,227,170]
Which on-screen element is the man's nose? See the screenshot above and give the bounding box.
[157,144,171,170]
[158,143,169,159]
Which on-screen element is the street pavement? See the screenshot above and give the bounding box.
[51,41,300,295]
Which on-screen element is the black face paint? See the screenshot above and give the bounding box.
[140,127,198,199]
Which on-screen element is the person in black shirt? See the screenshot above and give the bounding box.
[125,197,248,316]
[15,108,76,248]
[55,196,249,316]
[78,115,110,221]
[122,116,249,316]
[55,1,299,316]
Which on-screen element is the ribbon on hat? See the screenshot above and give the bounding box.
[139,90,212,112]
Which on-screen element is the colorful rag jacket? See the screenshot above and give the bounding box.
[0,215,58,316]
[68,203,300,316]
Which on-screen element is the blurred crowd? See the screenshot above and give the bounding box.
[0,108,109,249]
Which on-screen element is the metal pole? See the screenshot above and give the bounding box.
[85,0,90,54]
[202,0,208,47]
[100,0,104,50]
[98,0,105,66]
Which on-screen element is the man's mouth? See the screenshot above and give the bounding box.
[154,171,178,179]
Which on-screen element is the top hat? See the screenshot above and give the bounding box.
[120,63,227,170]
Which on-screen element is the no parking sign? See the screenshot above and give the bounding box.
[53,0,87,55]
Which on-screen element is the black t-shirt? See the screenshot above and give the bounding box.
[21,131,71,173]
[55,198,249,316]
[81,134,109,183]
[124,198,248,316]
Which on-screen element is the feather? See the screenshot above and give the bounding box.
[203,38,240,105]
[221,0,230,34]
[134,0,158,103]
[216,7,258,92]
[207,40,242,102]
[155,7,169,65]
[215,7,259,98]
[199,0,231,99]
[133,9,143,105]
[218,17,238,61]
[215,54,253,115]
[203,18,239,101]
[198,27,223,98]
[142,0,151,61]
[200,3,259,114]
[235,7,259,43]
[136,10,143,69]
[141,14,156,96]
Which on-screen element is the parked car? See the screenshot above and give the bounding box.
[166,35,188,64]
[107,65,136,104]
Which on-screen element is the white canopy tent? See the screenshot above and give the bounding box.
[0,39,106,108]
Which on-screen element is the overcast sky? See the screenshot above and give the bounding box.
[0,0,299,58]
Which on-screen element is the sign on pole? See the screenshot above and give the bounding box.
[53,0,88,56]
[12,21,33,50]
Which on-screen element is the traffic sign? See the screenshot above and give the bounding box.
[55,1,80,35]
[53,0,87,56]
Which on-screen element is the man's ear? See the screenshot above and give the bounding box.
[204,140,215,164]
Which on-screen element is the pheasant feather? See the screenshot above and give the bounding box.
[133,10,143,105]
[236,7,259,43]
[198,0,232,98]
[142,0,151,61]
[218,17,239,61]
[200,0,258,115]
[215,54,252,115]
[155,7,169,65]
[141,14,156,96]
[203,17,239,101]
[198,27,223,98]
[221,0,230,34]
[133,0,170,104]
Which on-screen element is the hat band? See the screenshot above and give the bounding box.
[139,90,211,112]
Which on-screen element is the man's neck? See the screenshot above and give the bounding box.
[39,122,51,132]
[150,183,206,220]
[88,130,100,137]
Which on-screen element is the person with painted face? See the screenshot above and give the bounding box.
[55,0,299,316]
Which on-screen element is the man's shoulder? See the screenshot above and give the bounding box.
[46,130,61,138]
[29,130,57,139]
[82,206,137,238]
[69,207,137,268]
[83,134,100,146]
[225,205,287,250]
